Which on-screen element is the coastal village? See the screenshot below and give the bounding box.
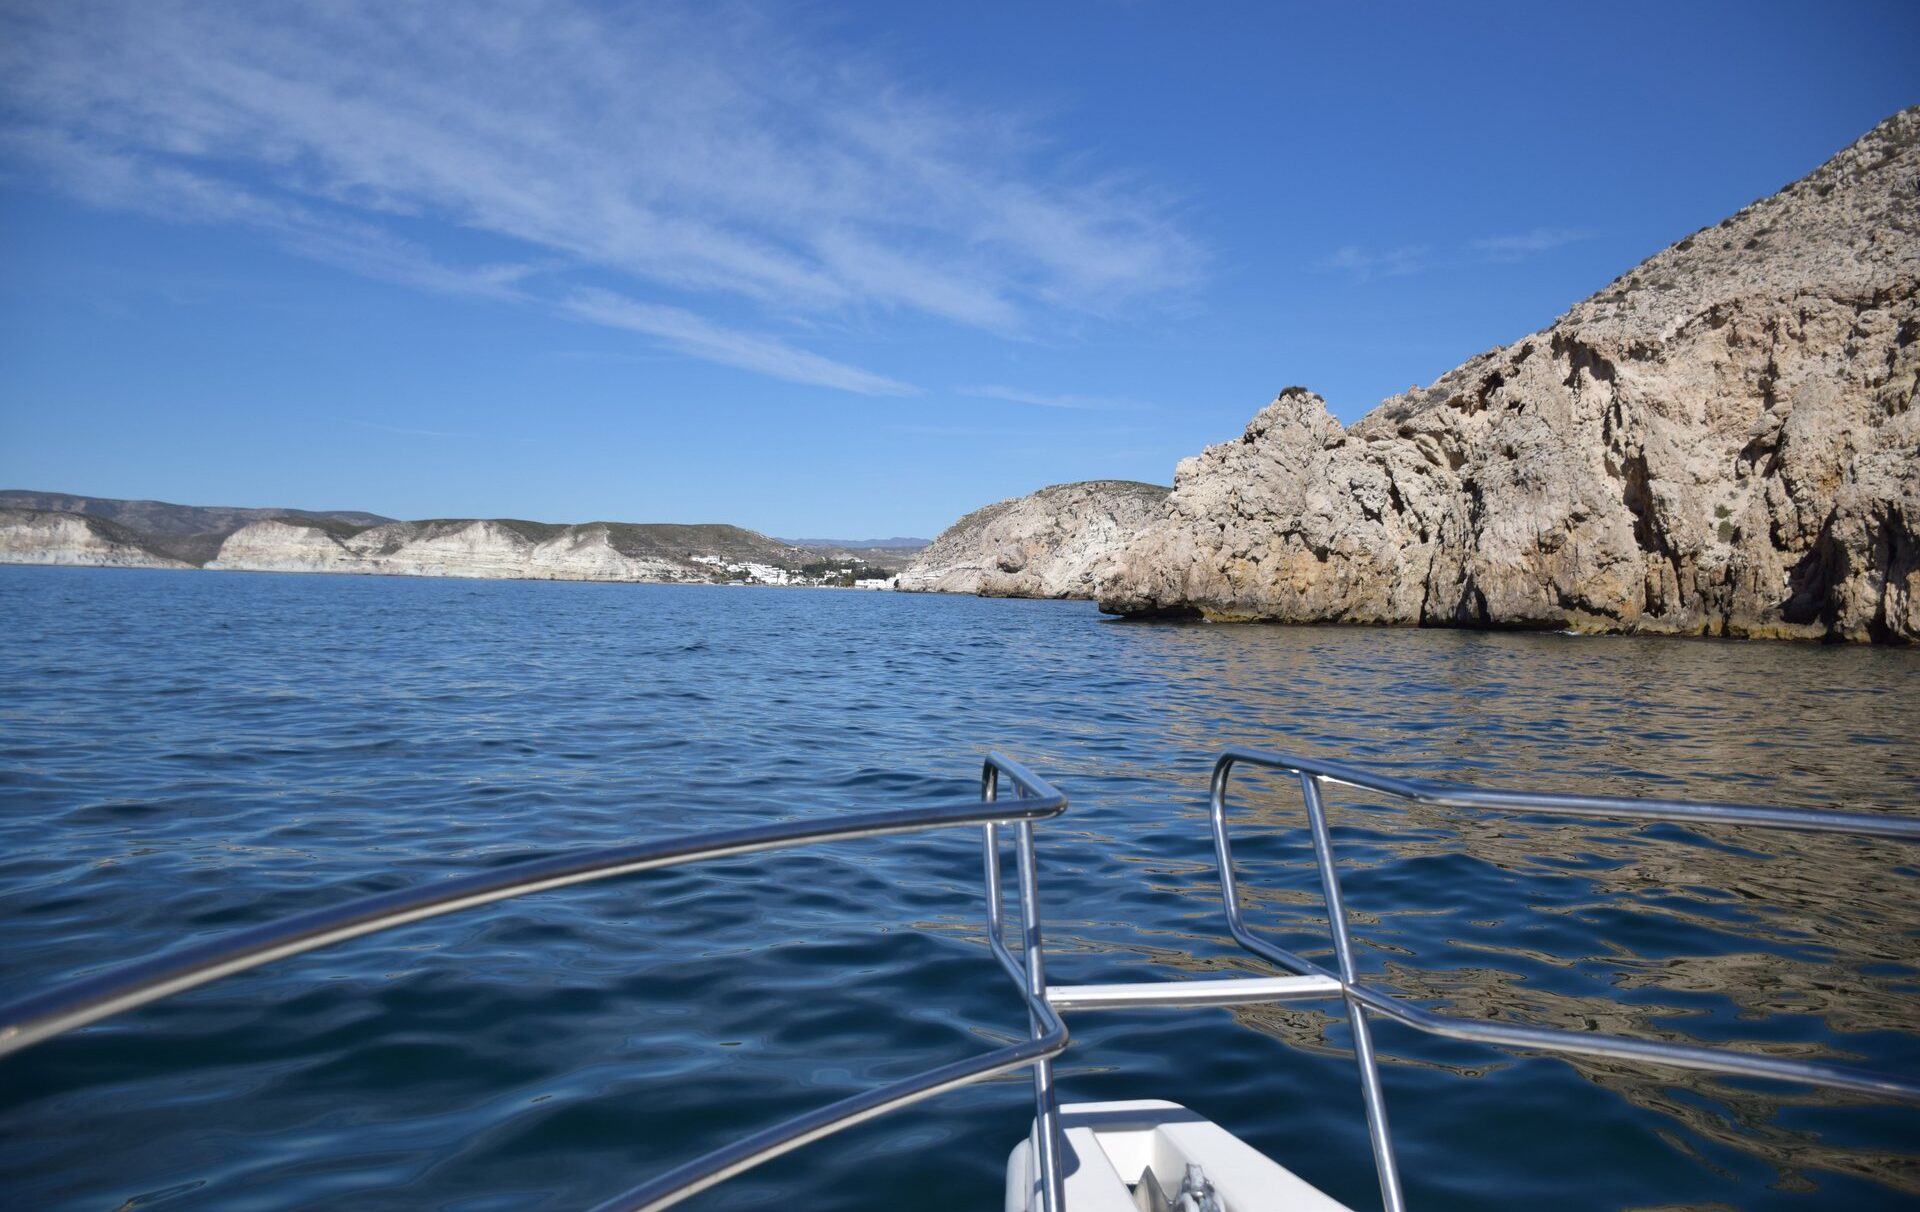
[689,554,897,589]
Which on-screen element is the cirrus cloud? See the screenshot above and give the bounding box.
[0,0,1203,394]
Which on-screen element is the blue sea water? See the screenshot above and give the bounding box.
[1,565,1917,1211]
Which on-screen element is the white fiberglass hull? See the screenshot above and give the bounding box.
[1006,1100,1354,1212]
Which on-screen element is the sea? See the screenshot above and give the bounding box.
[1,565,1916,1211]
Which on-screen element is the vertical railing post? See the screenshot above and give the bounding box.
[983,763,1004,938]
[1300,773,1406,1212]
[984,760,1066,1212]
[1210,755,1324,976]
[1016,817,1066,1212]
[1209,756,1246,932]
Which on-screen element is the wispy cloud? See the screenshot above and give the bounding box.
[563,288,914,396]
[887,423,1032,439]
[0,1,1201,392]
[1318,245,1431,281]
[338,417,477,440]
[536,349,677,366]
[887,421,1147,439]
[1322,226,1596,281]
[959,385,1152,412]
[1470,226,1595,261]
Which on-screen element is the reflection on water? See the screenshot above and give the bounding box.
[0,567,1915,1211]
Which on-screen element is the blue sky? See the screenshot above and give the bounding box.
[1,2,1914,538]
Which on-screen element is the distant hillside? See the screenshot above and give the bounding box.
[0,490,392,536]
[780,537,930,565]
[781,537,930,551]
[0,492,912,588]
[0,491,398,566]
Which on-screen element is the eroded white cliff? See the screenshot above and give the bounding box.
[0,510,191,570]
[207,519,708,582]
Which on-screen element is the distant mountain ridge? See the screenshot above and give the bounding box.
[0,490,393,535]
[0,490,396,565]
[0,492,910,587]
[780,537,930,551]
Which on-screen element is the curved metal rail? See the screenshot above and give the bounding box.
[12,744,1912,1212]
[1210,746,1920,1212]
[0,752,1071,1212]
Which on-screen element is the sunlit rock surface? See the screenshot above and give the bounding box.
[0,496,877,587]
[1099,108,1920,642]
[0,509,192,570]
[900,480,1170,599]
[208,518,765,582]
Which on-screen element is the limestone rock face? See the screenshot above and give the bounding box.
[899,480,1170,599]
[208,518,702,582]
[0,509,191,569]
[203,518,365,573]
[0,499,871,586]
[1100,109,1920,642]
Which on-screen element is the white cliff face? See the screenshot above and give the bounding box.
[899,480,1170,599]
[206,519,707,582]
[204,518,360,573]
[1099,108,1920,643]
[0,510,190,569]
[0,506,896,588]
[523,525,687,581]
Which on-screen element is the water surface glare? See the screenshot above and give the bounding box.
[1,566,1917,1211]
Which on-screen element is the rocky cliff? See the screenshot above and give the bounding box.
[1099,109,1920,642]
[0,495,904,587]
[0,509,193,569]
[899,480,1170,598]
[206,517,707,581]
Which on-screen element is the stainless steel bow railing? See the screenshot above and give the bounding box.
[0,751,1072,1212]
[1208,747,1920,1212]
[8,746,1916,1212]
